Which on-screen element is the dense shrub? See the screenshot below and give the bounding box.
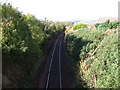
[2,4,34,61]
[95,20,119,30]
[2,3,65,88]
[65,29,119,88]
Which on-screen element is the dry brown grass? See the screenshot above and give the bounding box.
[105,29,118,35]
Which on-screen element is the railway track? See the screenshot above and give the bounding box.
[46,33,63,89]
[37,32,72,88]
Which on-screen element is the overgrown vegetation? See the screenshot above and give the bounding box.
[1,2,119,89]
[2,3,65,88]
[65,28,119,88]
[95,20,119,30]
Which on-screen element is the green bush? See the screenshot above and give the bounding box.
[95,20,119,30]
[65,29,119,88]
[2,3,66,88]
[73,23,87,30]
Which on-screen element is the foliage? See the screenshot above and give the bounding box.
[2,4,33,60]
[73,23,87,30]
[95,20,119,30]
[2,3,65,88]
[65,29,119,88]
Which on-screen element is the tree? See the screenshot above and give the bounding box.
[73,23,87,30]
[2,4,33,57]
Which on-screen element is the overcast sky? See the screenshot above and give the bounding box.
[2,0,119,21]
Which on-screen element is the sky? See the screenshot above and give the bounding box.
[1,0,119,21]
